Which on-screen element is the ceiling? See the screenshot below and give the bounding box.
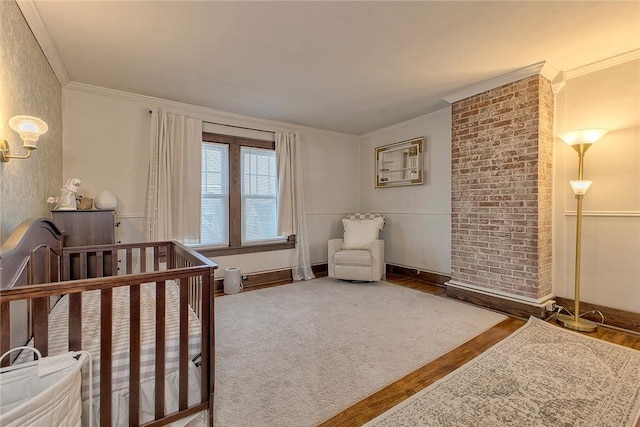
[27,1,640,136]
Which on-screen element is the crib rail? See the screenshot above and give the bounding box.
[0,240,216,427]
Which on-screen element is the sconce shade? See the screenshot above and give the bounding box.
[570,180,592,196]
[8,115,48,149]
[558,129,608,146]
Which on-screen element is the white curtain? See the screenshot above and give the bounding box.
[144,110,202,243]
[276,132,315,281]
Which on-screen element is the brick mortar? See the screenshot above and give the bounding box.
[450,76,553,300]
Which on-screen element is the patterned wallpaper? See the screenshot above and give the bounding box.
[0,1,62,244]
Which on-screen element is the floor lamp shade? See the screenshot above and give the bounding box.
[570,180,592,196]
[558,129,608,146]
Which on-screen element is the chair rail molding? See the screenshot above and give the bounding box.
[564,210,640,217]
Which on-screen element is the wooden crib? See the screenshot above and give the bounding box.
[0,217,217,426]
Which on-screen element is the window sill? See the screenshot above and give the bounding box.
[197,236,295,257]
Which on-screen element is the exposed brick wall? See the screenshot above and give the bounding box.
[451,75,553,301]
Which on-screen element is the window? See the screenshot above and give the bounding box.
[241,147,277,243]
[199,133,292,255]
[201,143,228,245]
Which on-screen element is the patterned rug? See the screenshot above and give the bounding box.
[365,317,640,427]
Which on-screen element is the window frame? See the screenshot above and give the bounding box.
[198,132,295,257]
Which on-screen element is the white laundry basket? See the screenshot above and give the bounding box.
[0,347,90,427]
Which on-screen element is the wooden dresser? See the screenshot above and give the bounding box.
[51,209,117,277]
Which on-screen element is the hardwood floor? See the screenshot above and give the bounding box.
[319,274,640,427]
[216,273,640,427]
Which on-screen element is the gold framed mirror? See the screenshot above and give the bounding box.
[375,137,424,188]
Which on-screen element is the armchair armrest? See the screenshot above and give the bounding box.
[370,239,385,280]
[328,239,344,255]
[328,239,344,278]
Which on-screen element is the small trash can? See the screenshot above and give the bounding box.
[224,267,243,294]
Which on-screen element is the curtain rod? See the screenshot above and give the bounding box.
[148,110,276,134]
[204,120,276,135]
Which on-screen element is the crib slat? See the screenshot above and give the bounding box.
[69,293,82,351]
[80,252,88,279]
[96,251,104,277]
[111,249,118,276]
[33,297,48,356]
[100,288,113,427]
[140,247,147,273]
[0,302,10,367]
[168,243,175,270]
[129,285,141,426]
[62,253,71,281]
[126,248,133,274]
[200,276,212,403]
[179,278,189,410]
[155,281,166,419]
[154,246,160,272]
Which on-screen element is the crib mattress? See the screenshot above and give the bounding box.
[18,280,202,400]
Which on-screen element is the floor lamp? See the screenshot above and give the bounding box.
[556,128,608,333]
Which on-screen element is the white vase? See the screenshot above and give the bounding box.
[94,190,117,210]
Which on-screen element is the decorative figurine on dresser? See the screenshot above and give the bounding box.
[53,178,82,210]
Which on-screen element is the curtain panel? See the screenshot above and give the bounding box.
[144,110,202,243]
[276,132,315,281]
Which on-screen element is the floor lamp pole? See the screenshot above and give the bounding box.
[572,191,585,327]
[556,132,605,333]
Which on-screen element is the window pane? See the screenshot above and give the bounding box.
[201,143,229,245]
[241,147,278,242]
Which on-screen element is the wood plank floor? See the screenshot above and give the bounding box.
[321,274,640,427]
[216,273,640,427]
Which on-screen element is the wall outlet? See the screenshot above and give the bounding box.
[544,300,556,312]
[241,275,249,281]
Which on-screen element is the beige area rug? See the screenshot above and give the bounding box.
[214,277,506,427]
[365,316,640,427]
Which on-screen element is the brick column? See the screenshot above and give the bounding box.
[450,75,553,302]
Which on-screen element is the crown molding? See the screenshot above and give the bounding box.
[565,50,640,80]
[360,107,451,140]
[16,0,70,85]
[64,82,360,140]
[443,61,561,105]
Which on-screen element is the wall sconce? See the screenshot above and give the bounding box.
[0,115,49,162]
[556,128,608,332]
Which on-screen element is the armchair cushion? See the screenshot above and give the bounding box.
[334,249,372,266]
[341,217,384,250]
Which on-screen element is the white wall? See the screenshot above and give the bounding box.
[359,108,452,275]
[62,85,360,278]
[553,58,640,314]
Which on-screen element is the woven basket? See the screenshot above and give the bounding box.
[77,197,93,210]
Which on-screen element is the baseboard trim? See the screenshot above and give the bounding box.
[444,284,640,333]
[554,297,640,334]
[445,284,550,320]
[214,264,328,292]
[385,264,450,286]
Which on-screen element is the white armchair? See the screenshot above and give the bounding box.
[328,213,385,282]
